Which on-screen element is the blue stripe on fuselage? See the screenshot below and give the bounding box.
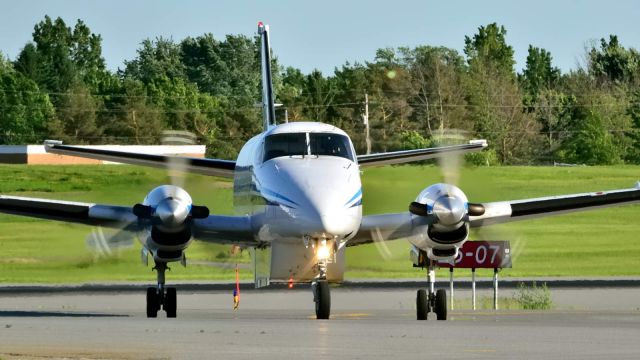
[345,188,362,207]
[262,188,299,208]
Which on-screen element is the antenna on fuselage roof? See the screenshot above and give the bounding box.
[258,22,276,131]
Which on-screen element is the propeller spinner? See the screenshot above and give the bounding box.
[134,185,209,227]
[409,184,485,225]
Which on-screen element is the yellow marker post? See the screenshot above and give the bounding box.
[233,264,240,310]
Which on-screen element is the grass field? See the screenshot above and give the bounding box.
[0,164,639,283]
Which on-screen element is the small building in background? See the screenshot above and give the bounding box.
[0,145,206,164]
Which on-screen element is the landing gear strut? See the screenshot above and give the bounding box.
[146,262,177,318]
[416,261,447,320]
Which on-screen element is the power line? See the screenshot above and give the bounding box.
[4,87,634,101]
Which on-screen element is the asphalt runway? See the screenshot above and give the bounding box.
[1,287,639,359]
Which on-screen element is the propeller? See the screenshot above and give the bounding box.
[409,135,486,221]
[408,130,523,265]
[436,129,465,186]
[86,130,206,257]
[85,226,136,257]
[409,130,487,218]
[162,130,197,189]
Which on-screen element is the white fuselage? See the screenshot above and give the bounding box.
[233,122,362,281]
[234,122,362,241]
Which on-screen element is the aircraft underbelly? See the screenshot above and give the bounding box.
[252,241,345,287]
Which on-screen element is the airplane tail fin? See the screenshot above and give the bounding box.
[258,22,276,131]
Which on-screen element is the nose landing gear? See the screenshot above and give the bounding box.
[146,262,177,318]
[311,238,333,320]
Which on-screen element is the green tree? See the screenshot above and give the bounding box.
[48,82,102,143]
[13,43,42,83]
[101,79,163,144]
[180,34,261,99]
[22,15,75,96]
[559,68,633,163]
[530,90,576,161]
[627,90,640,163]
[366,49,414,151]
[399,130,431,149]
[180,33,267,153]
[589,35,640,85]
[558,110,621,165]
[278,66,306,121]
[520,45,560,98]
[331,63,370,152]
[123,37,185,84]
[0,55,55,144]
[464,23,515,77]
[400,46,469,136]
[302,69,336,123]
[15,16,109,97]
[123,37,186,84]
[70,19,108,91]
[144,76,228,157]
[464,24,539,163]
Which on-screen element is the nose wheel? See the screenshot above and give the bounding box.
[146,262,177,318]
[310,238,333,320]
[313,280,331,319]
[416,263,447,320]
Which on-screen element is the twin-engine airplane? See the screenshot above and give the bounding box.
[1,23,640,320]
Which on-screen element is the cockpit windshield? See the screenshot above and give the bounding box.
[263,133,354,162]
[309,133,354,160]
[263,133,307,161]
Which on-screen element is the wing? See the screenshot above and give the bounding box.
[0,195,137,228]
[349,183,640,245]
[470,183,640,227]
[44,141,235,178]
[0,194,262,247]
[348,212,423,246]
[357,140,487,167]
[192,215,264,247]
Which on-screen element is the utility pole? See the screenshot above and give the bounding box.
[363,93,371,154]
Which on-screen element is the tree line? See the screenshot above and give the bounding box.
[1,15,640,164]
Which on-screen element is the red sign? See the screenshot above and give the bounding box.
[436,241,511,269]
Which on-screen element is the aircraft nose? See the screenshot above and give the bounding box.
[318,213,356,237]
[287,186,359,237]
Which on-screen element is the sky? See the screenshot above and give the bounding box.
[1,0,639,76]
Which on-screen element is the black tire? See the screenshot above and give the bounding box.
[165,287,177,318]
[435,289,447,320]
[146,287,159,318]
[315,281,331,320]
[416,289,428,320]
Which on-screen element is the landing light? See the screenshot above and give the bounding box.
[316,243,330,260]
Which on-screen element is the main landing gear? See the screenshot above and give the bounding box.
[146,262,177,318]
[416,262,447,320]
